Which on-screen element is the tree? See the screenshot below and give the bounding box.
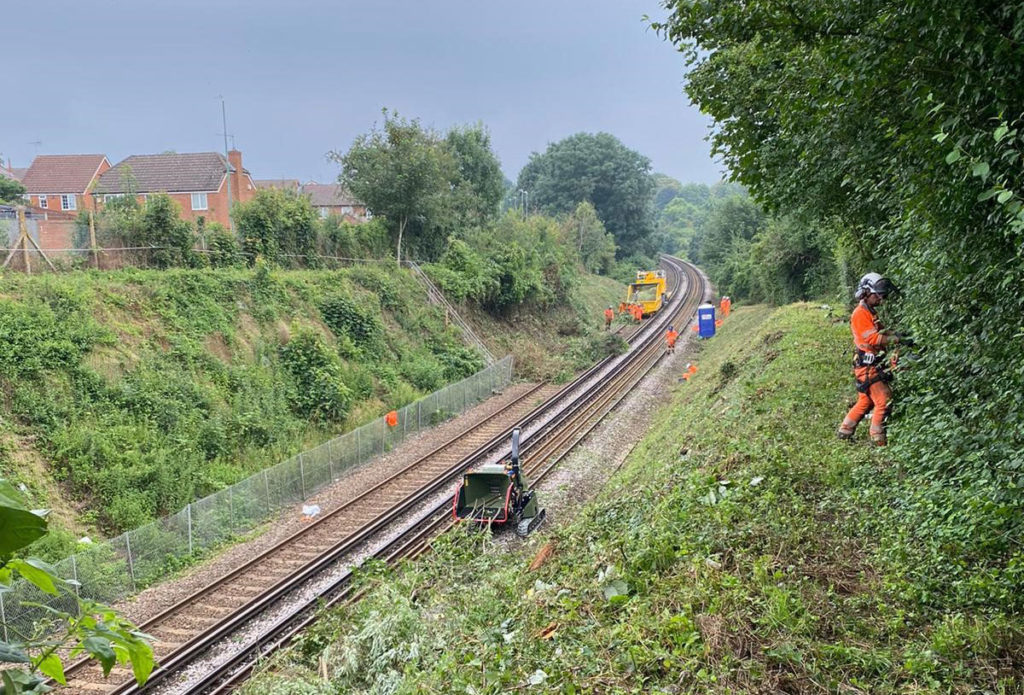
[515,132,656,257]
[332,111,455,266]
[232,188,317,266]
[445,124,505,224]
[656,0,1024,608]
[563,201,615,274]
[0,479,153,694]
[652,173,684,211]
[0,177,25,204]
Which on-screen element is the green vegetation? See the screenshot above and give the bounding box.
[242,304,1021,694]
[656,0,1024,621]
[0,479,153,695]
[516,132,657,258]
[332,112,505,264]
[0,266,483,541]
[0,176,26,204]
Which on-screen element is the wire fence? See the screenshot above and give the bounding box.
[0,355,513,642]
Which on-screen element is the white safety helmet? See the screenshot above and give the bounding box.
[855,272,895,300]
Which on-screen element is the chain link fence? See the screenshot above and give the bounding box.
[0,355,513,641]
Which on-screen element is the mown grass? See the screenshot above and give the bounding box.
[243,302,1022,694]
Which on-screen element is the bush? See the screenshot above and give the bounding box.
[279,327,352,422]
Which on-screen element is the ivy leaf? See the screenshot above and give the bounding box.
[945,149,961,164]
[972,161,990,180]
[997,190,1014,204]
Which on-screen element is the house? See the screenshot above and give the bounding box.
[254,179,300,193]
[20,154,111,213]
[1,162,26,181]
[301,182,370,221]
[92,150,256,227]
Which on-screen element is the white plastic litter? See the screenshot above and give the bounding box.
[301,504,321,518]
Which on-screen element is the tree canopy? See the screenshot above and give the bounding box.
[657,0,1024,611]
[332,112,456,265]
[0,176,25,204]
[515,132,656,258]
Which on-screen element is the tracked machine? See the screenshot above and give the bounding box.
[620,269,670,317]
[452,428,546,537]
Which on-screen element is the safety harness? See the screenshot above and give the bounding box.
[853,350,892,393]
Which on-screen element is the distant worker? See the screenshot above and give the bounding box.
[665,325,678,354]
[632,304,643,323]
[836,273,905,446]
[719,295,732,318]
[604,305,614,330]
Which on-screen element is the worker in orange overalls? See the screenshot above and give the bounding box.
[723,296,731,317]
[604,305,614,330]
[665,325,678,354]
[836,273,903,446]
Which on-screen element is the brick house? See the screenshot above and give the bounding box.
[20,154,111,213]
[302,182,370,221]
[92,150,256,227]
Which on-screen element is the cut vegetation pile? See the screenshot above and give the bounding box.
[246,303,1021,694]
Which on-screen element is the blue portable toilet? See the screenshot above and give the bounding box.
[697,302,716,338]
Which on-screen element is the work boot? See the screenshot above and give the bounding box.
[836,426,855,441]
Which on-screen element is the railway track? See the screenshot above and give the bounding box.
[60,256,704,695]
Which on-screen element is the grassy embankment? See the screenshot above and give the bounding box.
[246,302,1021,694]
[0,265,626,559]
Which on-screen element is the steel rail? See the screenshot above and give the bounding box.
[96,258,702,695]
[184,257,704,694]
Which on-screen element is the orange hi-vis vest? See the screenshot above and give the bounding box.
[851,301,885,355]
[666,329,678,347]
[604,308,614,321]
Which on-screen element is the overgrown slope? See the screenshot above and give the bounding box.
[246,303,1021,694]
[0,265,484,549]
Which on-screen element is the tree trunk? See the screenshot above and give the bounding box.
[396,216,406,268]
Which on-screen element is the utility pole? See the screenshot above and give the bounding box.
[221,97,235,235]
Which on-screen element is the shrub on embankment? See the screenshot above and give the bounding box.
[0,265,483,543]
[244,303,1021,694]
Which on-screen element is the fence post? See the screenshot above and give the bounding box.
[328,439,336,480]
[418,400,422,429]
[187,503,193,556]
[299,453,306,499]
[228,486,235,530]
[356,427,361,465]
[264,469,272,514]
[71,554,80,597]
[125,535,137,592]
[1,591,8,642]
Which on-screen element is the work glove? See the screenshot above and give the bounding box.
[893,334,915,348]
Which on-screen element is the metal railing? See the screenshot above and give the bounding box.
[404,260,495,364]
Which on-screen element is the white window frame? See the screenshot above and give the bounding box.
[103,194,124,203]
[340,205,353,215]
[38,195,47,209]
[191,192,208,211]
[61,194,76,211]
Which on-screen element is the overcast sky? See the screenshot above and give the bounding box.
[3,0,722,186]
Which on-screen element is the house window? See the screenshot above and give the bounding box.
[320,207,329,219]
[341,205,353,215]
[103,194,124,203]
[38,195,47,209]
[191,192,208,211]
[61,194,76,211]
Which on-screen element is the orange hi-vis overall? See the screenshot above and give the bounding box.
[604,308,614,328]
[838,301,891,445]
[665,328,678,350]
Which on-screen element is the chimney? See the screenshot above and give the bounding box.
[228,149,245,201]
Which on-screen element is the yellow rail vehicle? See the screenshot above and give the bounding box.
[620,270,669,317]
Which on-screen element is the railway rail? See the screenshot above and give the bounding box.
[58,255,704,695]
